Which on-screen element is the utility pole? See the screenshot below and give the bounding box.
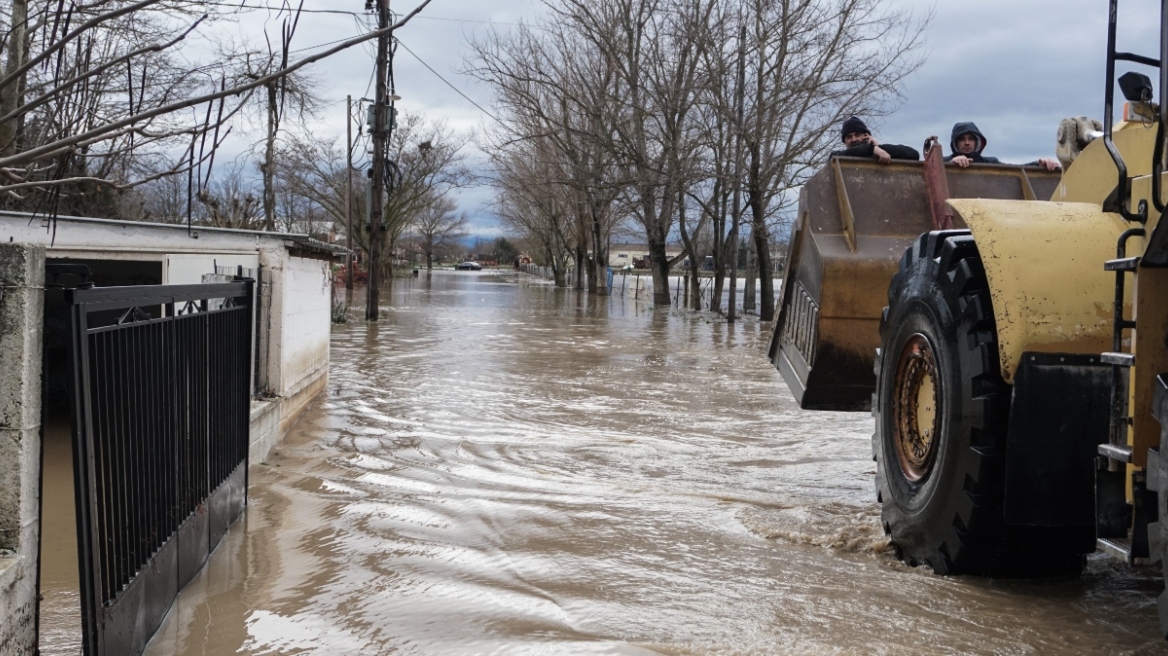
[366,0,390,320]
[346,94,354,290]
[727,18,747,324]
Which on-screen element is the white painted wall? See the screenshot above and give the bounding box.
[165,253,259,285]
[1,210,341,457]
[278,256,332,397]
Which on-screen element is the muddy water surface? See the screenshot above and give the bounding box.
[139,271,1168,655]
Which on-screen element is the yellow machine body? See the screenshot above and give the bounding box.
[1052,121,1158,205]
[946,199,1131,385]
[938,125,1168,477]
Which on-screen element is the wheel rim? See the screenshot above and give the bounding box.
[892,334,940,482]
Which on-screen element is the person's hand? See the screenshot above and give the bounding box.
[873,146,891,164]
[1038,157,1061,171]
[950,155,971,168]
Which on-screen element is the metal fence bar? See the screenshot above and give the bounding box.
[67,281,253,655]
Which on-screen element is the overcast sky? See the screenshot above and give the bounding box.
[220,0,1163,237]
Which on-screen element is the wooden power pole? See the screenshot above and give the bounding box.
[346,94,354,290]
[366,0,390,320]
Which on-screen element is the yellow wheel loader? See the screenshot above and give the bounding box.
[768,0,1168,635]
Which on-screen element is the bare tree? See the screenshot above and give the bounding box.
[0,1,230,217]
[488,134,576,287]
[0,0,435,215]
[212,3,324,231]
[554,0,718,306]
[414,194,468,270]
[470,8,625,295]
[272,135,356,236]
[128,162,188,222]
[739,0,927,319]
[472,0,925,317]
[474,0,716,306]
[196,163,262,230]
[274,113,469,278]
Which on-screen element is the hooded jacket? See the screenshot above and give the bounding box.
[945,122,1001,164]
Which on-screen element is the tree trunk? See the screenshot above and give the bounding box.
[709,188,727,312]
[382,234,396,279]
[591,203,609,296]
[711,254,725,312]
[596,255,609,295]
[676,188,700,310]
[744,238,756,312]
[574,245,586,289]
[648,238,671,307]
[426,250,433,270]
[751,213,774,321]
[689,266,701,310]
[0,0,29,158]
[262,81,279,231]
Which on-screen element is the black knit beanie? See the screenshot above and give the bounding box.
[841,116,869,142]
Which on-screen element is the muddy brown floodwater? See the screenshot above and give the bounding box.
[88,270,1164,655]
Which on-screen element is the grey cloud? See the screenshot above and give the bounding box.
[226,0,1165,235]
[880,0,1159,162]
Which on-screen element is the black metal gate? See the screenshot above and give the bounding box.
[66,281,254,656]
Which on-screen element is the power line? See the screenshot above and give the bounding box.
[199,2,524,26]
[414,16,523,27]
[288,33,362,55]
[395,39,504,126]
[199,2,365,16]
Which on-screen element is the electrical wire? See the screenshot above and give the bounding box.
[200,2,523,26]
[414,16,523,27]
[199,2,365,16]
[395,39,505,126]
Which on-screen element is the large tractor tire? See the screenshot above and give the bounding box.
[1147,374,1168,638]
[873,231,1087,577]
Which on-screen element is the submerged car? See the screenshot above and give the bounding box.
[455,261,483,271]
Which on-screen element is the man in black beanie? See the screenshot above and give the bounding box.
[831,116,919,163]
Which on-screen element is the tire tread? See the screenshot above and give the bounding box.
[875,230,1089,577]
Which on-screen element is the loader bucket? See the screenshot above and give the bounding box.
[768,157,1061,411]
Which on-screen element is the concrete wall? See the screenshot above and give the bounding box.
[253,248,331,461]
[0,218,336,650]
[0,244,45,655]
[248,400,282,465]
[1,211,340,464]
[242,247,332,464]
[276,254,330,445]
[164,253,259,285]
[281,256,331,394]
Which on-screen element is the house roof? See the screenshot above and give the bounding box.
[0,210,348,258]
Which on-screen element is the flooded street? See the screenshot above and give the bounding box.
[139,270,1168,655]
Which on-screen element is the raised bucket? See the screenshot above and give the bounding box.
[768,157,1061,411]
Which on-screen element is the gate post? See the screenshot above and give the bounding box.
[0,243,46,655]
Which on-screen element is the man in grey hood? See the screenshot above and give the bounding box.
[946,121,1060,171]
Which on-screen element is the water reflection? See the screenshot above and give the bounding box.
[138,270,1167,655]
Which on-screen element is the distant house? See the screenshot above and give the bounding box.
[607,243,683,268]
